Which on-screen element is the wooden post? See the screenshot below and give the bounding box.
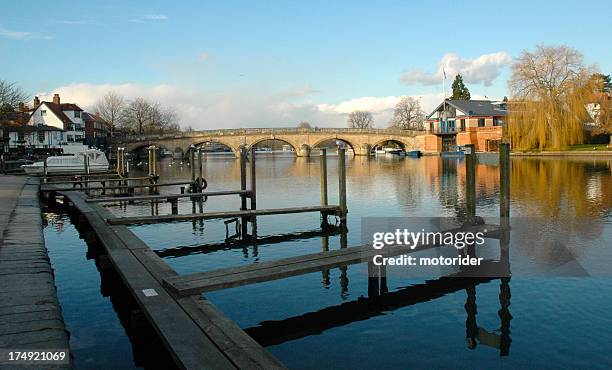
[189,145,196,192]
[499,143,510,228]
[84,154,90,195]
[320,148,328,206]
[338,148,347,226]
[197,148,203,192]
[43,156,48,183]
[465,144,476,221]
[250,146,256,210]
[116,148,122,175]
[170,198,178,215]
[239,147,247,211]
[250,146,257,237]
[239,146,248,237]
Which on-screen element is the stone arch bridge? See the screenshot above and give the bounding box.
[121,128,426,157]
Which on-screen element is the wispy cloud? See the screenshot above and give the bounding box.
[401,52,512,87]
[54,20,88,25]
[128,14,169,23]
[0,26,53,40]
[38,83,496,129]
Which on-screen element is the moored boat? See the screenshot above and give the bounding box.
[22,149,110,175]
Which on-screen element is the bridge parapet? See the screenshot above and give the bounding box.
[121,127,425,143]
[121,127,427,157]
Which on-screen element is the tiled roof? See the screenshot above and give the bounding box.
[427,99,508,119]
[41,102,72,123]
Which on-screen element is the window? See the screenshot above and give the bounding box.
[75,111,81,118]
[429,122,434,132]
[18,132,25,141]
[41,110,47,116]
[38,131,45,142]
[460,119,465,131]
[493,118,503,127]
[478,118,485,127]
[67,134,74,142]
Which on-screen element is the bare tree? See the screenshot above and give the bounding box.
[508,45,596,149]
[388,97,425,130]
[123,98,153,134]
[297,121,312,129]
[0,79,28,113]
[94,91,125,136]
[347,110,373,128]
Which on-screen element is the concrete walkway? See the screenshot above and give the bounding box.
[0,175,71,368]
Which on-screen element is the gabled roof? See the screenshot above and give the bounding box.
[426,99,507,119]
[59,103,83,112]
[82,112,106,124]
[38,102,72,123]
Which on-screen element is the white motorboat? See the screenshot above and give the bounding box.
[22,149,110,175]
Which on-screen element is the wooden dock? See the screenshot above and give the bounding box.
[162,223,499,296]
[106,205,341,225]
[59,190,285,369]
[0,176,71,368]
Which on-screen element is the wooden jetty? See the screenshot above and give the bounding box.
[59,190,285,369]
[34,143,512,368]
[0,176,71,368]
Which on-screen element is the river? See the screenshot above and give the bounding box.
[43,154,612,369]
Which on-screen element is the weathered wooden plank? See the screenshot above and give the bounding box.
[165,224,500,296]
[42,180,192,192]
[107,205,340,225]
[63,191,285,369]
[62,192,235,369]
[86,190,251,203]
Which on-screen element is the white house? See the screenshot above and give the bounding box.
[28,94,89,152]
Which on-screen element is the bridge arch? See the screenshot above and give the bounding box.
[190,138,240,156]
[311,136,359,154]
[248,136,303,156]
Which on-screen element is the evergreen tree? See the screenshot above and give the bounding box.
[450,74,471,100]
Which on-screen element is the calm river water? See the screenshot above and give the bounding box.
[43,154,612,369]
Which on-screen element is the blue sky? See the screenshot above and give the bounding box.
[2,0,611,128]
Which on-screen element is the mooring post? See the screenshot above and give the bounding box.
[499,143,510,228]
[239,146,248,237]
[465,144,476,222]
[239,147,247,211]
[250,146,257,210]
[147,145,157,194]
[250,146,257,237]
[43,156,48,183]
[499,142,511,274]
[320,148,329,228]
[338,148,347,227]
[197,148,203,192]
[84,154,90,195]
[116,147,122,175]
[320,148,328,206]
[189,145,196,192]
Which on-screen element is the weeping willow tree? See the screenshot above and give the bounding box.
[508,45,598,150]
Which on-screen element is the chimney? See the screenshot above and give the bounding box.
[18,102,25,112]
[53,93,60,105]
[33,96,40,107]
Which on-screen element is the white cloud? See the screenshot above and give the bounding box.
[128,14,168,23]
[144,14,168,20]
[37,83,495,130]
[0,26,53,40]
[401,52,512,87]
